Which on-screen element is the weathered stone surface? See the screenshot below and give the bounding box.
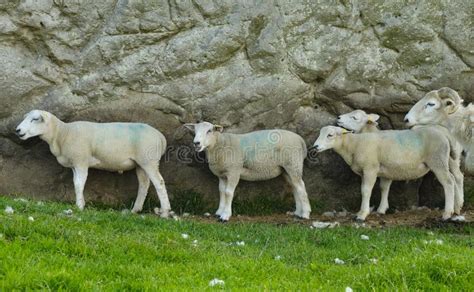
[0,0,473,212]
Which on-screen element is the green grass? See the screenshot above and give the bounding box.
[0,196,473,290]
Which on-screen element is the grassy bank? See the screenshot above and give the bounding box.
[0,196,472,290]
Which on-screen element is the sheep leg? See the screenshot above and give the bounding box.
[449,157,464,214]
[215,177,227,217]
[72,166,88,211]
[131,166,151,213]
[141,165,171,218]
[429,165,455,220]
[219,174,240,222]
[377,178,392,214]
[284,172,311,219]
[283,173,302,217]
[356,171,377,221]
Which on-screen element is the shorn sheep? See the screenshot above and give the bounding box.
[337,110,380,134]
[405,87,474,171]
[184,121,311,222]
[337,110,394,215]
[404,88,468,211]
[313,125,458,221]
[15,110,172,217]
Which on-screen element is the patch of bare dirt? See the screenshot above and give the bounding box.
[184,208,474,230]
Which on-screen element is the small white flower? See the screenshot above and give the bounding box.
[203,212,211,217]
[335,258,345,265]
[192,239,198,246]
[37,201,44,206]
[236,241,245,246]
[14,198,28,203]
[427,231,434,236]
[435,239,443,245]
[361,235,369,240]
[345,287,353,292]
[63,209,73,215]
[28,216,34,222]
[370,258,378,264]
[209,278,225,287]
[181,233,189,239]
[274,255,282,260]
[4,206,14,214]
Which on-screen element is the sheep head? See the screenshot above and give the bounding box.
[404,87,463,127]
[337,110,379,133]
[313,126,351,152]
[15,110,51,140]
[183,121,223,152]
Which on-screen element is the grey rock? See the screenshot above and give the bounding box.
[0,0,473,212]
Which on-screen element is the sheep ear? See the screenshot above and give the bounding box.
[213,125,223,132]
[367,114,380,124]
[341,129,352,135]
[183,123,196,132]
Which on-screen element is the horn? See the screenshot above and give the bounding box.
[437,87,463,105]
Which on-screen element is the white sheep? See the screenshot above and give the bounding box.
[340,109,465,216]
[405,87,473,168]
[337,110,380,134]
[313,125,457,221]
[405,87,468,211]
[184,121,311,221]
[15,110,171,217]
[337,110,393,214]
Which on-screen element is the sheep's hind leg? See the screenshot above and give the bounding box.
[218,174,240,222]
[141,164,171,218]
[72,166,88,211]
[215,177,227,217]
[131,166,150,213]
[377,178,392,214]
[356,171,377,221]
[284,171,311,219]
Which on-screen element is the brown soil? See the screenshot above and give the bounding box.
[184,208,474,230]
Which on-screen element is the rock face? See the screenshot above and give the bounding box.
[0,0,473,212]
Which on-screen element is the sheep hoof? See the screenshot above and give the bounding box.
[353,216,365,223]
[214,214,221,218]
[217,218,228,223]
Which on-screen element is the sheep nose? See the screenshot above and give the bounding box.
[337,116,341,120]
[193,141,200,147]
[404,118,409,123]
[15,128,20,133]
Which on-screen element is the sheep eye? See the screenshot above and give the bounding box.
[31,118,39,122]
[327,134,334,138]
[207,129,212,134]
[427,102,435,107]
[351,116,358,120]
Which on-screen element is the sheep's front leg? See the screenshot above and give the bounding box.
[377,178,392,214]
[356,171,377,221]
[219,174,240,222]
[449,157,464,214]
[215,177,227,217]
[431,167,455,220]
[72,166,88,210]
